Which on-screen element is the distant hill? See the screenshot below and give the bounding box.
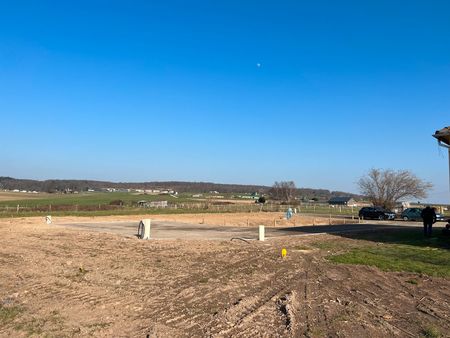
[0,177,361,202]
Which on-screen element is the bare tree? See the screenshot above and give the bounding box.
[358,169,432,209]
[269,181,297,202]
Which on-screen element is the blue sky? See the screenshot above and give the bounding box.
[1,1,449,202]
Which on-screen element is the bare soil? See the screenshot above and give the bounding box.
[53,211,344,227]
[0,217,449,337]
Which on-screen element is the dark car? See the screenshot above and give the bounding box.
[358,207,396,220]
[401,208,446,222]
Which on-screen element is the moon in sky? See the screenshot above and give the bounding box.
[256,63,261,68]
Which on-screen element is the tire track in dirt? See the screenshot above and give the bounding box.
[204,253,312,337]
[147,250,276,330]
[313,262,408,336]
[2,220,450,337]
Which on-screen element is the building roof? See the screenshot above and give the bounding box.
[433,126,450,146]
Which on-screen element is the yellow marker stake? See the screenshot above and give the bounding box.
[281,248,287,258]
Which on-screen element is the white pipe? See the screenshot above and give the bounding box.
[142,219,151,240]
[259,225,265,241]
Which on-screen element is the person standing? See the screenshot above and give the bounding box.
[421,206,436,237]
[286,207,293,220]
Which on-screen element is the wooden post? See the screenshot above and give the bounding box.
[273,219,276,226]
[329,215,331,225]
[16,204,19,213]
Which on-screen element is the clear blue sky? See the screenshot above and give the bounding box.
[1,1,449,202]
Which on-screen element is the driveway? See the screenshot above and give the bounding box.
[54,219,432,240]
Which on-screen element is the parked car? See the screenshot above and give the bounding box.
[358,207,396,220]
[401,208,446,221]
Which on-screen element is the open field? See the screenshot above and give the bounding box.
[1,191,448,220]
[0,191,440,220]
[0,192,255,206]
[0,192,50,201]
[0,191,187,206]
[0,191,362,219]
[1,215,449,337]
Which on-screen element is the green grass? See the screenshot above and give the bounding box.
[11,309,65,337]
[0,190,374,219]
[421,326,441,338]
[405,279,418,285]
[0,192,193,207]
[0,192,359,213]
[0,191,244,218]
[322,230,450,278]
[0,304,23,325]
[0,207,254,219]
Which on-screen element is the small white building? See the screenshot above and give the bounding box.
[149,201,168,208]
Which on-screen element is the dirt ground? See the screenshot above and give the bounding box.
[53,212,347,228]
[1,217,449,337]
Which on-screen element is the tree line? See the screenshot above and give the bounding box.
[0,177,359,201]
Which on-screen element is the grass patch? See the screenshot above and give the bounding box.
[0,207,243,219]
[329,247,450,277]
[311,241,341,251]
[346,230,450,249]
[421,326,441,338]
[0,304,23,325]
[14,317,45,336]
[14,310,64,336]
[405,279,418,285]
[323,230,450,278]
